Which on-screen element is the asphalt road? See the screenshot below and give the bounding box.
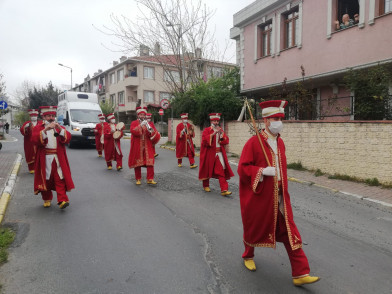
[0,130,391,294]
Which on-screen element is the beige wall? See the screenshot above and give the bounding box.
[226,121,392,184]
[171,119,202,147]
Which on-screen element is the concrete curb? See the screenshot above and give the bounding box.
[0,153,22,224]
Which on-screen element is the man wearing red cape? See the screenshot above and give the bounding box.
[32,106,74,209]
[146,113,159,158]
[94,113,106,157]
[198,113,233,196]
[128,107,160,185]
[103,113,123,170]
[20,109,40,173]
[176,113,197,169]
[238,100,320,286]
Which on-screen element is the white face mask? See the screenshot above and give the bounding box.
[31,117,37,122]
[268,121,283,135]
[110,119,116,124]
[183,120,188,124]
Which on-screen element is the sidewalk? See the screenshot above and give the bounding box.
[160,145,392,208]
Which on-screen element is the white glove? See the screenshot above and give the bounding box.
[141,120,147,126]
[262,166,276,177]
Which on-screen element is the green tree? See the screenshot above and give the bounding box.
[99,100,115,116]
[171,67,242,128]
[344,65,392,120]
[28,82,61,109]
[13,111,31,126]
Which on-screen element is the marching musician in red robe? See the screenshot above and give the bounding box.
[238,100,320,286]
[198,113,234,196]
[94,113,106,157]
[146,113,159,158]
[32,106,74,209]
[103,113,123,170]
[128,107,160,185]
[20,109,40,173]
[176,113,197,169]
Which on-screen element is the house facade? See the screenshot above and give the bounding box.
[73,47,236,124]
[230,0,392,121]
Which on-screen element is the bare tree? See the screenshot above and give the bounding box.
[98,0,227,93]
[0,73,6,98]
[13,80,38,110]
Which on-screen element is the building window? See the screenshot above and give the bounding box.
[164,70,180,82]
[283,7,299,49]
[379,0,392,15]
[207,67,224,79]
[143,66,155,79]
[117,69,124,82]
[144,91,154,103]
[118,92,124,106]
[110,94,116,105]
[159,92,172,101]
[258,21,272,58]
[336,0,359,24]
[110,73,115,84]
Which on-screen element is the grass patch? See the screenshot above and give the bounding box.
[0,227,15,265]
[365,178,380,186]
[287,161,307,171]
[328,173,360,182]
[314,169,325,177]
[162,141,175,146]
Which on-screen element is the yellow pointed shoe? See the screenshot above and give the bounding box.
[244,259,256,271]
[147,179,157,185]
[136,179,142,185]
[107,166,112,170]
[221,190,232,196]
[204,187,211,192]
[178,164,182,167]
[293,275,320,286]
[59,201,69,210]
[190,164,198,169]
[117,166,122,171]
[29,170,35,174]
[98,154,102,157]
[43,201,51,208]
[154,153,159,158]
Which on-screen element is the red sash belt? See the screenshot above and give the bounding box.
[45,148,57,155]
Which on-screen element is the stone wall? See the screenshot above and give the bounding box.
[227,120,392,184]
[168,119,392,184]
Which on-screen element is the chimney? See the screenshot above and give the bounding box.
[195,48,202,59]
[139,44,150,56]
[154,42,161,55]
[98,69,103,73]
[120,56,127,62]
[113,61,119,66]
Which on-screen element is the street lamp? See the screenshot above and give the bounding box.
[58,63,73,90]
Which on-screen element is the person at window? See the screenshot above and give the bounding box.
[353,13,359,24]
[335,14,354,30]
[130,66,137,77]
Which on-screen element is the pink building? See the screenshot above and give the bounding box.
[231,0,392,120]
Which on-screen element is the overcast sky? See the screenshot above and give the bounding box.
[0,0,254,103]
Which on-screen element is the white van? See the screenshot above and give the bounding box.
[57,91,102,147]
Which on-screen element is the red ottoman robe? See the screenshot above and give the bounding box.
[176,122,195,159]
[103,123,123,162]
[32,123,75,194]
[237,130,303,250]
[94,121,106,153]
[20,120,39,169]
[128,120,160,168]
[199,127,234,181]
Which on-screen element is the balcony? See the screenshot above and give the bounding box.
[124,75,139,86]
